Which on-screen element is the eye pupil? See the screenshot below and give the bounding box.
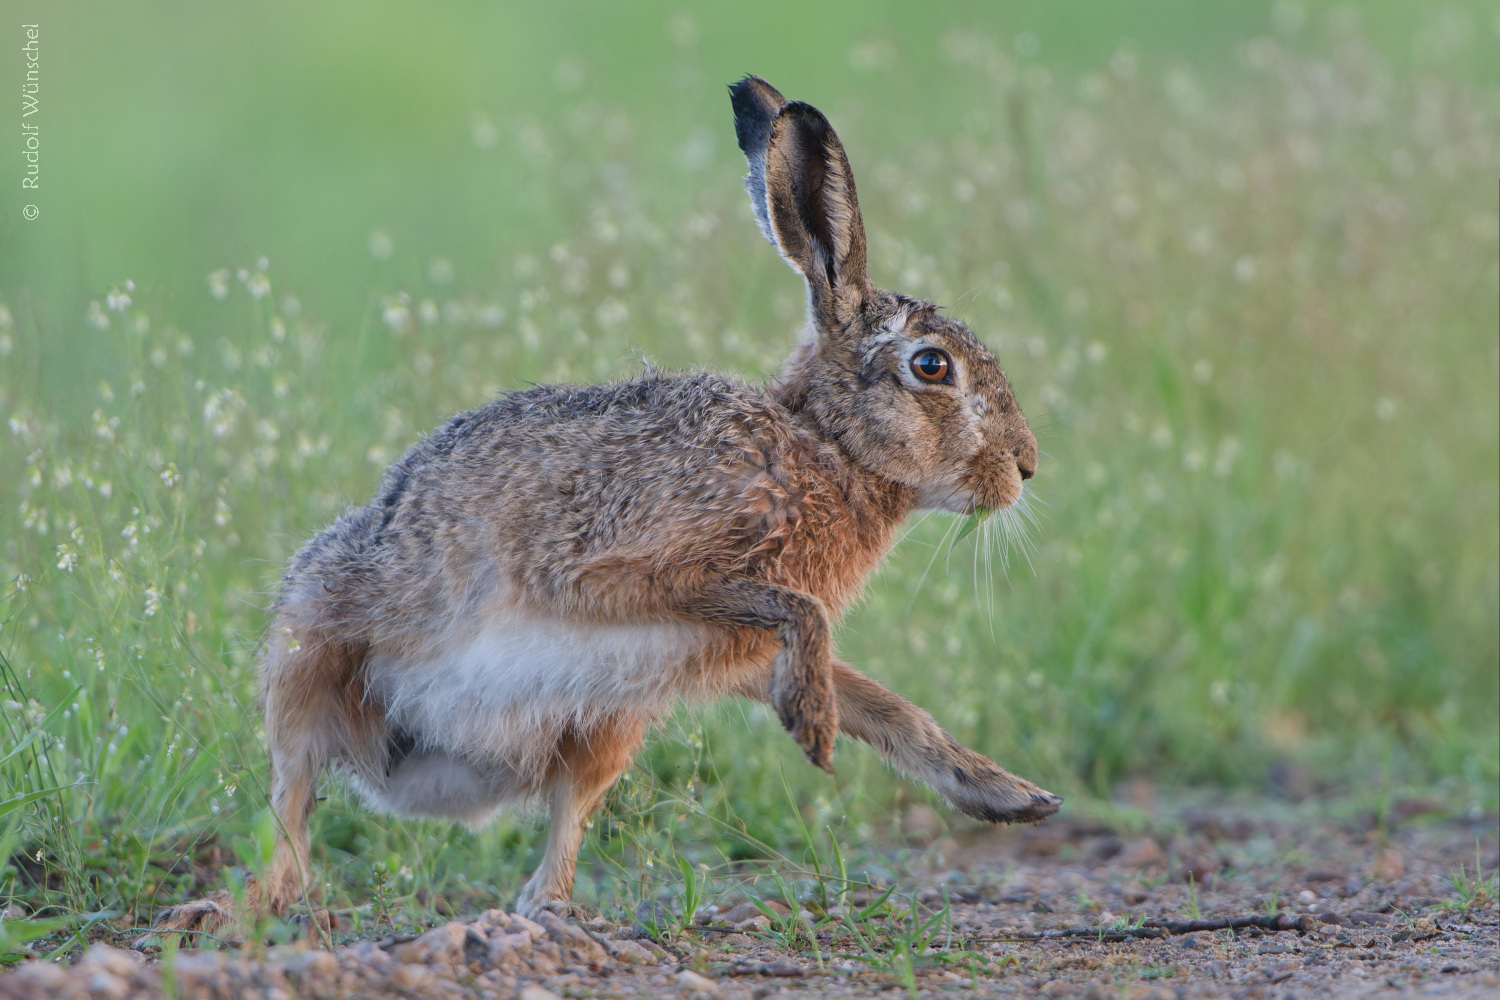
[912,351,948,381]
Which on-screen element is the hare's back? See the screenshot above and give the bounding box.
[402,369,789,517]
[296,369,799,599]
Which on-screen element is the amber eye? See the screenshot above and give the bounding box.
[911,350,950,382]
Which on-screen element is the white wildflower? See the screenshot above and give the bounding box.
[368,230,394,260]
[106,282,134,312]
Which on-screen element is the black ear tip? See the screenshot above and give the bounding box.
[730,76,788,155]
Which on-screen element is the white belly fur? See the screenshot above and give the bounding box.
[365,609,711,785]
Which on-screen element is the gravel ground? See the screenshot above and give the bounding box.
[1,797,1495,999]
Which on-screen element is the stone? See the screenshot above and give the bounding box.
[534,910,609,966]
[78,944,146,978]
[1118,837,1165,870]
[486,931,534,971]
[476,909,512,930]
[633,898,674,936]
[519,985,565,1000]
[719,901,764,924]
[280,949,338,979]
[677,968,722,996]
[510,913,547,939]
[344,940,395,973]
[84,971,130,999]
[1372,848,1404,881]
[603,937,656,965]
[11,960,69,988]
[172,950,228,982]
[1347,910,1390,926]
[390,963,432,989]
[393,920,467,966]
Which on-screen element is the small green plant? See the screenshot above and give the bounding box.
[367,861,400,932]
[0,914,66,966]
[1141,963,1179,980]
[674,855,709,940]
[1187,873,1200,921]
[1261,888,1281,917]
[1435,842,1496,915]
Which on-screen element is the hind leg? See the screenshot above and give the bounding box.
[149,754,318,937]
[153,627,359,937]
[516,713,648,918]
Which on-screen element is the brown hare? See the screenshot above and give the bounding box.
[154,75,1060,935]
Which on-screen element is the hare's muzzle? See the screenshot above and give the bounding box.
[967,424,1038,512]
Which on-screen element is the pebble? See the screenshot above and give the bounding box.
[1118,837,1166,869]
[518,986,564,1000]
[1372,847,1405,881]
[677,968,721,996]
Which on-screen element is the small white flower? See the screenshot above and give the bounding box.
[55,544,77,572]
[207,269,230,300]
[368,230,394,261]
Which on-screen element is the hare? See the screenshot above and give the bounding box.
[153,75,1060,935]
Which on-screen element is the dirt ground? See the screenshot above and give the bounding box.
[2,794,1495,999]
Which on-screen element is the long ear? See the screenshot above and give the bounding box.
[730,78,870,332]
[729,75,786,248]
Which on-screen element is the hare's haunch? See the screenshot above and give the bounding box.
[153,76,1060,934]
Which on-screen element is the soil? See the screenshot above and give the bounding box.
[1,795,1495,999]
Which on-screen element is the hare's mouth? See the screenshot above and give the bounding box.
[970,468,1028,514]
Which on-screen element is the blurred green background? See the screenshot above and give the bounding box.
[0,0,1496,926]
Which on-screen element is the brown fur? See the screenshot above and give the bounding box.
[152,76,1059,937]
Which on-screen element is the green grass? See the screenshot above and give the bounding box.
[0,0,1497,950]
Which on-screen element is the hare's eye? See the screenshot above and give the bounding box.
[911,350,950,383]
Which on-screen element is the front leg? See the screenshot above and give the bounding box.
[831,660,1061,822]
[691,581,838,774]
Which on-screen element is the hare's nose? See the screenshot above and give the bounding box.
[1015,434,1038,480]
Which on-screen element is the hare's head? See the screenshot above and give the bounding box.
[731,76,1037,515]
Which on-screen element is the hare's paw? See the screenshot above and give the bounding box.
[535,899,597,922]
[946,765,1062,825]
[773,679,838,775]
[516,889,589,921]
[151,889,237,938]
